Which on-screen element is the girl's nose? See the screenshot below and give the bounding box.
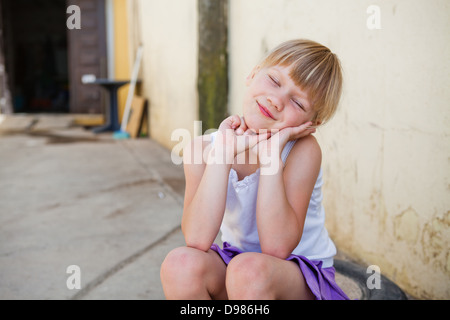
[267,96,283,111]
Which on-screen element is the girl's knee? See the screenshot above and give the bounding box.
[160,246,210,299]
[161,246,207,281]
[226,253,275,299]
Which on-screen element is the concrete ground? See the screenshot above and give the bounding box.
[0,114,406,300]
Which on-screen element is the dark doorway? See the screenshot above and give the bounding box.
[1,0,107,114]
[1,0,69,113]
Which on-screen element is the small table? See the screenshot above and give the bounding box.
[88,79,131,133]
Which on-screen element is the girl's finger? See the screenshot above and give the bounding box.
[243,128,255,135]
[258,130,271,141]
[252,130,271,144]
[236,130,270,152]
[220,115,240,131]
[292,122,312,134]
[235,116,247,135]
[292,125,316,139]
[300,121,313,131]
[239,116,248,131]
[230,115,241,129]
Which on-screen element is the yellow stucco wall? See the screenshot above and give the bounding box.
[228,0,450,299]
[113,0,130,123]
[134,0,198,147]
[128,0,449,299]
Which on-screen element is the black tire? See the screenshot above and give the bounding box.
[334,259,408,300]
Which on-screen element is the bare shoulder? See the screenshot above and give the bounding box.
[284,135,322,182]
[288,135,322,165]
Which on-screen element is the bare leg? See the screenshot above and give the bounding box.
[160,246,228,300]
[225,252,315,300]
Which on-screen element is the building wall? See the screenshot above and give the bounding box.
[228,0,450,299]
[113,0,131,122]
[136,0,198,148]
[130,0,450,299]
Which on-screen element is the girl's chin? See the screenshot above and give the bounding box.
[245,117,277,133]
[244,115,269,131]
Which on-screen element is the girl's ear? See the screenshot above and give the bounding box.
[246,65,261,86]
[311,113,322,127]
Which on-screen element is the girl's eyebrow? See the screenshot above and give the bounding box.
[270,67,311,111]
[295,92,311,112]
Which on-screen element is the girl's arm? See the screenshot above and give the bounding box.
[256,131,321,259]
[181,135,232,251]
[182,116,270,252]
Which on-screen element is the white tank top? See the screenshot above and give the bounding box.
[210,131,336,268]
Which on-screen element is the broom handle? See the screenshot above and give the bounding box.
[120,45,143,132]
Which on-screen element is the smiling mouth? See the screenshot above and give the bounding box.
[257,101,275,119]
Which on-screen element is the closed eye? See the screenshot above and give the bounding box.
[268,75,280,86]
[292,99,306,111]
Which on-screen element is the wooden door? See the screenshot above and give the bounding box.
[67,0,107,113]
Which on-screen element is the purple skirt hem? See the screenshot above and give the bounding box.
[210,242,350,300]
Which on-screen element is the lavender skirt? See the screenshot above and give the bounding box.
[210,242,349,300]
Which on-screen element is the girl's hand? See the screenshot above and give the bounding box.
[250,122,316,168]
[274,121,316,150]
[212,115,270,164]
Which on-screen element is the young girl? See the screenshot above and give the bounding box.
[160,39,349,300]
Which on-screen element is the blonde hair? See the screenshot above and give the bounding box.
[260,39,343,125]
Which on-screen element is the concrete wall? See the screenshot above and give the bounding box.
[136,0,198,148]
[228,0,450,299]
